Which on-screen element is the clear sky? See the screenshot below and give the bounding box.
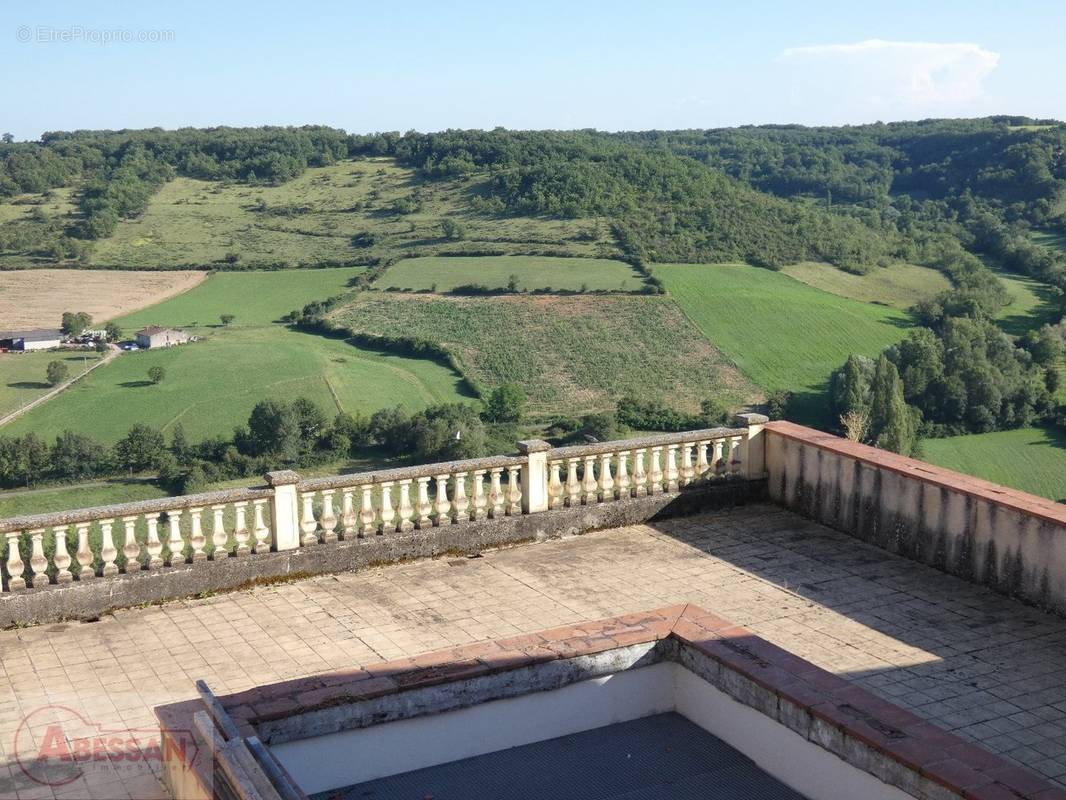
[2,0,1063,140]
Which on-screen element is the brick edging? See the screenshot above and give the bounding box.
[187,604,1062,800]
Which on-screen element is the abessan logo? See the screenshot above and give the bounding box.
[13,705,197,787]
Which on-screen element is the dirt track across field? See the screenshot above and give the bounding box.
[0,269,207,329]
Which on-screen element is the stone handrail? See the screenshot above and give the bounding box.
[0,415,768,595]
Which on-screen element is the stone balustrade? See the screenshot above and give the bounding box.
[0,415,767,605]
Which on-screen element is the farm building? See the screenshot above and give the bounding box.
[135,325,193,349]
[0,328,64,351]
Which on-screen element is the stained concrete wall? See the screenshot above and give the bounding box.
[765,421,1066,614]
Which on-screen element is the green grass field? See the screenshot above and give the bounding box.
[653,263,911,424]
[0,351,102,418]
[4,269,470,444]
[379,255,643,293]
[780,261,950,309]
[1032,228,1066,252]
[993,268,1060,336]
[921,426,1066,501]
[83,159,611,269]
[332,292,758,416]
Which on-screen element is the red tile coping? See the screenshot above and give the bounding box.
[765,420,1066,529]
[159,604,1064,800]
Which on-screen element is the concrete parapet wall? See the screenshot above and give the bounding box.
[765,421,1066,614]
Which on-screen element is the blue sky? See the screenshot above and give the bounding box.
[2,0,1063,140]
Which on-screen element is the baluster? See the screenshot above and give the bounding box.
[146,513,164,568]
[547,461,564,510]
[434,475,451,525]
[29,529,48,588]
[360,484,377,536]
[320,490,338,543]
[100,519,119,576]
[566,458,581,507]
[211,505,229,559]
[582,456,597,504]
[76,523,93,580]
[665,445,680,492]
[397,480,415,532]
[340,489,358,539]
[488,469,505,518]
[616,451,631,498]
[472,470,488,521]
[696,440,710,479]
[232,503,250,556]
[300,492,319,546]
[452,472,469,522]
[713,440,726,476]
[648,447,664,495]
[122,516,142,572]
[416,477,433,528]
[680,443,695,486]
[633,449,648,497]
[189,508,207,562]
[53,526,73,584]
[4,531,25,591]
[507,466,522,515]
[730,436,743,474]
[252,499,270,553]
[598,453,615,501]
[167,510,186,566]
[379,482,396,532]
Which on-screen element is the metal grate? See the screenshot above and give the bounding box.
[312,712,808,800]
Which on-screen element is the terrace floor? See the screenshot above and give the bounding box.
[3,503,1066,799]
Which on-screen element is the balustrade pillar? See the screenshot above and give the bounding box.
[547,461,564,509]
[696,441,710,479]
[452,473,469,522]
[300,492,318,547]
[729,436,742,474]
[233,503,250,556]
[265,470,301,551]
[122,516,142,571]
[488,469,505,518]
[517,439,550,514]
[598,454,615,501]
[360,484,377,536]
[566,458,581,506]
[53,526,73,583]
[616,451,631,498]
[146,513,164,568]
[680,443,695,486]
[507,466,522,515]
[167,510,185,566]
[468,471,485,520]
[397,480,415,532]
[416,477,433,528]
[76,523,93,580]
[4,531,25,591]
[189,509,207,562]
[320,490,338,543]
[713,440,725,475]
[735,413,768,479]
[29,529,48,588]
[434,475,451,525]
[100,519,119,576]
[665,445,680,492]
[648,447,664,495]
[341,489,358,539]
[252,500,270,553]
[633,449,648,497]
[211,505,229,559]
[380,482,396,532]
